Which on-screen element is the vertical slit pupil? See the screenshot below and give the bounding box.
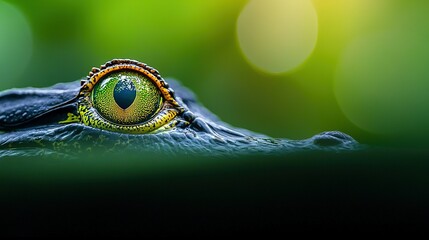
[114,78,137,109]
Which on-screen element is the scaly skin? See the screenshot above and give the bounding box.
[0,73,359,158]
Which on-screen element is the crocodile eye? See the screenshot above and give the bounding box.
[77,59,183,134]
[92,71,162,125]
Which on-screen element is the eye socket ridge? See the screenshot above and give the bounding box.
[80,59,179,107]
[77,59,184,134]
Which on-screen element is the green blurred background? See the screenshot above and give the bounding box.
[1,0,429,147]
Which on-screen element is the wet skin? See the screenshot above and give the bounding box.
[8,61,423,234]
[0,59,359,158]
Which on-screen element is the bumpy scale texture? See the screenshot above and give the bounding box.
[0,78,360,158]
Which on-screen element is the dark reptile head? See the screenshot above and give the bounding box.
[0,59,359,158]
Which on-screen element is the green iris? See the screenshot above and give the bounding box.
[91,71,163,125]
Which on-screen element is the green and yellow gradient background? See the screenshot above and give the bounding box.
[1,0,429,147]
[1,1,429,232]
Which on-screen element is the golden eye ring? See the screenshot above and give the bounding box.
[77,59,184,134]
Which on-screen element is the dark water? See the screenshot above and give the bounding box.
[0,148,428,236]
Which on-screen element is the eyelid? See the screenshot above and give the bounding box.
[79,59,181,109]
[78,100,181,134]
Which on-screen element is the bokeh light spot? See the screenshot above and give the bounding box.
[237,0,318,74]
[0,1,32,90]
[335,25,429,137]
